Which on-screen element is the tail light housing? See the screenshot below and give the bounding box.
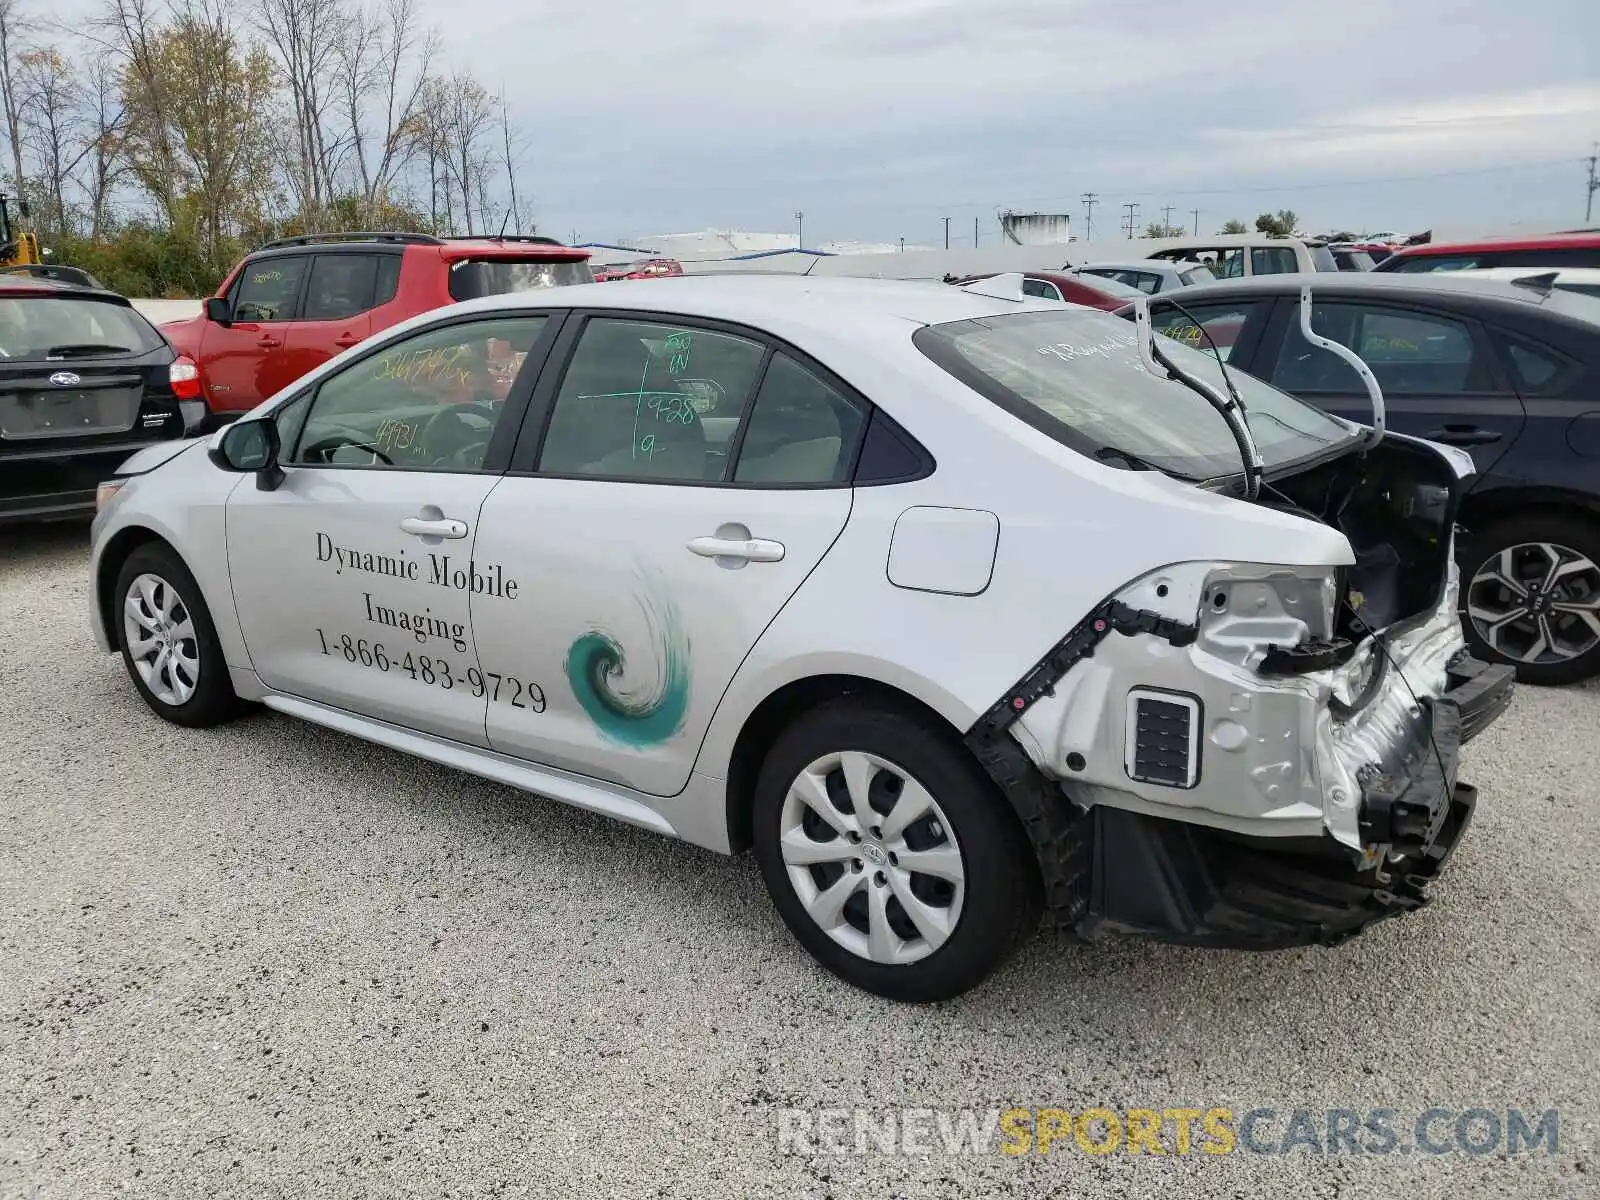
[169,355,202,400]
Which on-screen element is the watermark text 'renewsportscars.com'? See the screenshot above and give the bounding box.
[775,1106,1560,1157]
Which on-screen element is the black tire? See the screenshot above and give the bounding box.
[1459,510,1600,687]
[114,542,247,727]
[752,699,1042,1003]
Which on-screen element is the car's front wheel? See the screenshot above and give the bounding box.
[752,699,1041,1002]
[1461,512,1600,687]
[115,543,246,727]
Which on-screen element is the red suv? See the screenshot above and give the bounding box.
[1373,231,1600,274]
[161,232,593,424]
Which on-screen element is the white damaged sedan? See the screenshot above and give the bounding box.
[89,273,1513,1001]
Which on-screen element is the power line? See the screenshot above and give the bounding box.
[905,157,1582,216]
[1122,202,1139,239]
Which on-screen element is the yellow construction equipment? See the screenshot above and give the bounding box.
[0,195,44,268]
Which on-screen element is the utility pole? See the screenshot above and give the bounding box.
[1160,205,1175,232]
[1191,208,1201,235]
[944,216,951,249]
[794,210,804,249]
[1587,145,1599,223]
[1123,202,1139,239]
[1081,192,1098,241]
[898,236,906,252]
[974,216,979,246]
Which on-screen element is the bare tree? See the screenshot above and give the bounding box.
[253,0,347,229]
[438,71,494,235]
[0,0,30,199]
[15,47,83,234]
[339,0,433,223]
[74,56,127,238]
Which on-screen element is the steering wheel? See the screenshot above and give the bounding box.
[421,402,499,470]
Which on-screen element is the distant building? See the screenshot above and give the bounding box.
[1000,212,1073,246]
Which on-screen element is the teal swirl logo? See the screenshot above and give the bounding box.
[564,587,690,747]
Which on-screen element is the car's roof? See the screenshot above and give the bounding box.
[1156,270,1600,325]
[1385,231,1600,258]
[0,275,129,303]
[1076,259,1201,274]
[456,273,1059,332]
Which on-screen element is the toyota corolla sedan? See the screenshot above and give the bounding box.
[88,274,1513,1001]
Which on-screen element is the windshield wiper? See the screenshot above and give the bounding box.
[46,343,134,358]
[1093,445,1160,472]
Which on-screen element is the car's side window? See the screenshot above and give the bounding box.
[301,254,385,321]
[1151,302,1257,363]
[1022,278,1062,301]
[289,315,548,471]
[536,318,767,482]
[1251,246,1299,275]
[231,255,308,322]
[733,353,867,486]
[1213,248,1246,279]
[1272,304,1493,395]
[1496,333,1571,394]
[1129,272,1160,294]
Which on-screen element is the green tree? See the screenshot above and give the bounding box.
[1254,209,1299,237]
[1143,221,1187,238]
[1218,218,1249,234]
[118,1,282,269]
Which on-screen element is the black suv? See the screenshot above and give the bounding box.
[1,278,201,524]
[1121,272,1600,685]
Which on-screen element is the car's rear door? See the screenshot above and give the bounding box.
[225,310,561,745]
[280,251,401,385]
[1254,296,1524,478]
[468,313,863,797]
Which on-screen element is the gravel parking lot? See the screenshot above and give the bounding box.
[2,522,1596,1199]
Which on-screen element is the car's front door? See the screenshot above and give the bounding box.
[469,314,866,796]
[226,311,559,744]
[1257,298,1524,478]
[203,254,309,411]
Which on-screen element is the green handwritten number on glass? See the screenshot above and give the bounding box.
[665,331,692,376]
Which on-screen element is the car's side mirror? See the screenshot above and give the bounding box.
[203,296,232,325]
[209,419,284,490]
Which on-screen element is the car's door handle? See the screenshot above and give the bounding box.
[400,517,469,539]
[257,336,282,349]
[334,333,360,348]
[1425,425,1502,446]
[687,535,786,563]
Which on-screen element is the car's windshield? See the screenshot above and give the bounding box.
[1308,244,1339,271]
[1178,265,1217,286]
[447,257,594,301]
[0,296,163,361]
[914,307,1357,480]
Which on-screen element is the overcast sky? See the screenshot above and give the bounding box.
[430,0,1595,246]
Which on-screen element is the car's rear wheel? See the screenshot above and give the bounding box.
[115,543,246,726]
[1460,511,1600,686]
[752,699,1041,1002]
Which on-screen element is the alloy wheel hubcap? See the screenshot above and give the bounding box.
[1466,542,1600,665]
[123,573,200,706]
[778,750,966,966]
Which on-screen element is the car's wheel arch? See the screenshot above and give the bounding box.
[720,671,978,855]
[95,525,169,650]
[1458,484,1600,538]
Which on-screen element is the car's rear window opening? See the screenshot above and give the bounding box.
[914,307,1356,480]
[448,258,594,301]
[0,296,164,361]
